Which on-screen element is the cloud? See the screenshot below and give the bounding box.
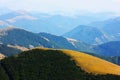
[114,0,120,2]
[0,0,120,15]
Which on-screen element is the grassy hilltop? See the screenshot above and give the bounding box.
[0,48,120,80]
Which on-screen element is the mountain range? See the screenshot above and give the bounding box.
[64,17,120,44]
[0,27,120,57]
[64,25,109,45]
[93,41,120,56]
[90,17,120,40]
[0,27,120,66]
[0,8,120,80]
[0,27,93,56]
[0,10,116,35]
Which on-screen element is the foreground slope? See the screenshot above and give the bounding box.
[62,50,120,75]
[0,48,120,80]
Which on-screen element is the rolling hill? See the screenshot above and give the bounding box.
[62,49,120,75]
[0,48,120,80]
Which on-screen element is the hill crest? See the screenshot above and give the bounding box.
[32,48,120,75]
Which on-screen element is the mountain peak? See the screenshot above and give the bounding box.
[64,25,108,44]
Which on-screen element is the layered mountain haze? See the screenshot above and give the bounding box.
[91,17,120,34]
[90,17,120,40]
[0,11,64,35]
[0,0,120,79]
[0,27,93,54]
[0,10,115,35]
[63,16,120,45]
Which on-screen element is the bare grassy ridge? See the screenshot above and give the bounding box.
[61,50,120,75]
[35,48,120,75]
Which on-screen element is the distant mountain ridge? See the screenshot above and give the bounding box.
[90,17,120,41]
[0,27,93,55]
[0,43,26,56]
[0,27,53,48]
[64,25,109,45]
[39,32,93,52]
[93,41,120,56]
[0,10,115,35]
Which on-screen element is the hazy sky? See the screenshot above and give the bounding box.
[0,0,120,15]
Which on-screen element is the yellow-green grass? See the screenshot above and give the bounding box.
[62,50,120,75]
[35,48,120,75]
